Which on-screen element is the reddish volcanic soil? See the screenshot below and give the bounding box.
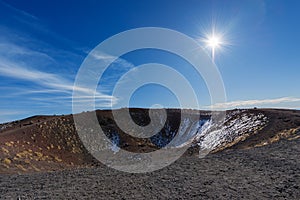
[0,115,93,174]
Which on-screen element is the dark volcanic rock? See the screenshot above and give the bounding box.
[0,138,299,199]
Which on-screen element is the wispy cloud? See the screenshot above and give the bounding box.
[0,1,38,20]
[0,110,28,116]
[0,2,129,123]
[209,97,300,110]
[89,50,134,69]
[0,42,55,63]
[0,56,117,100]
[0,33,121,122]
[0,110,31,124]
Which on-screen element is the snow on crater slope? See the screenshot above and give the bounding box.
[196,110,268,157]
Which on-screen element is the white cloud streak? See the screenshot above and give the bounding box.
[0,42,56,63]
[89,50,135,70]
[209,97,300,110]
[0,58,117,102]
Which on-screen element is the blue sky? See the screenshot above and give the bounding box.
[0,0,300,123]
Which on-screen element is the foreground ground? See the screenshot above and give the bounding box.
[0,137,299,199]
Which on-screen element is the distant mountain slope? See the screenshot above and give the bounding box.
[0,108,299,174]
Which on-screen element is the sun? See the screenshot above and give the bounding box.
[198,24,230,62]
[203,33,224,61]
[206,35,221,49]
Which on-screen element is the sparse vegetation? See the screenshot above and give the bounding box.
[1,147,9,154]
[3,158,11,165]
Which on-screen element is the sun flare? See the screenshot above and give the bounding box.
[202,32,224,61]
[206,35,221,49]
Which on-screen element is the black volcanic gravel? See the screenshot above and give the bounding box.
[0,138,299,199]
